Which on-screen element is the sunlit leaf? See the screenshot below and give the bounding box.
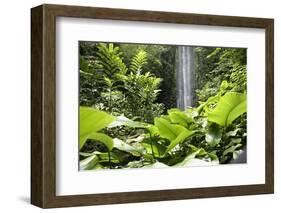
[166,130,193,153]
[87,132,114,151]
[79,107,115,149]
[113,138,146,156]
[208,92,246,126]
[168,109,193,126]
[176,146,219,167]
[142,162,168,168]
[155,117,187,141]
[107,115,149,129]
[79,155,99,170]
[223,144,242,156]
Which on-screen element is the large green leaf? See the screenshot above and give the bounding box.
[79,155,99,170]
[80,151,120,164]
[107,115,160,138]
[207,92,246,126]
[154,117,187,141]
[168,109,193,126]
[166,130,193,153]
[107,115,146,129]
[140,139,167,158]
[142,162,168,168]
[113,138,146,157]
[227,100,246,126]
[205,123,222,147]
[79,107,115,149]
[145,125,160,137]
[155,118,193,153]
[87,132,114,151]
[179,158,219,167]
[223,144,243,156]
[176,146,219,167]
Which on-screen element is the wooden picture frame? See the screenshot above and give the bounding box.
[31,4,274,208]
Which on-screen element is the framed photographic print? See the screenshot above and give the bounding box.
[31,4,274,208]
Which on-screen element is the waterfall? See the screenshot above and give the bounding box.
[176,46,195,110]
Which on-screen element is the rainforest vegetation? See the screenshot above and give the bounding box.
[79,41,247,170]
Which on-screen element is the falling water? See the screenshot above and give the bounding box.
[176,46,195,110]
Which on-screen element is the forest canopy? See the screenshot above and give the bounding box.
[79,41,247,170]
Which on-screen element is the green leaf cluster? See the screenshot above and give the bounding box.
[80,90,246,170]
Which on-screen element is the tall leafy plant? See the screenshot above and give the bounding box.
[120,72,164,122]
[130,50,148,74]
[96,43,128,78]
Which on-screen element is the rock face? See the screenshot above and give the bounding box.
[176,46,195,110]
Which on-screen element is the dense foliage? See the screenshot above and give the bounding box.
[79,42,247,170]
[195,47,246,103]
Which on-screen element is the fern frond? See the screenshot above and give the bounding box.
[96,43,128,78]
[130,50,148,74]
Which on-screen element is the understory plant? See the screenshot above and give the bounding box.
[80,43,164,120]
[79,90,247,170]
